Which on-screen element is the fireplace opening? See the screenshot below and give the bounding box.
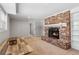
[48,27,59,39]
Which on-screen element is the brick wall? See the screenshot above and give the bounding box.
[42,11,71,49]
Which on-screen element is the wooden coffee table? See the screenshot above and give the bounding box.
[0,38,33,55]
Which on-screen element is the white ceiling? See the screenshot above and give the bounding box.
[1,3,16,14]
[18,3,79,19]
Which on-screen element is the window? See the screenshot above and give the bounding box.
[0,7,7,32]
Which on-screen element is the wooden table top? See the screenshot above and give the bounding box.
[0,37,33,55]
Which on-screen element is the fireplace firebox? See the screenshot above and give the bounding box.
[48,27,59,39]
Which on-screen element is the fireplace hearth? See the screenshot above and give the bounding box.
[48,27,59,39]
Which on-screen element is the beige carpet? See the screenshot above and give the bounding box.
[24,37,79,55]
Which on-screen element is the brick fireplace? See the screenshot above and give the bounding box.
[42,11,71,49]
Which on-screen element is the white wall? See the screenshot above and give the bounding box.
[10,20,30,37]
[10,14,31,37]
[0,15,10,43]
[9,14,43,37]
[0,3,16,43]
[35,21,43,36]
[71,7,79,50]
